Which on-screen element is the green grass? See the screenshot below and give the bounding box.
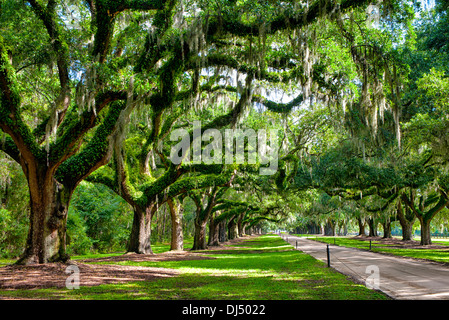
[308,236,449,264]
[0,235,389,300]
[0,258,14,267]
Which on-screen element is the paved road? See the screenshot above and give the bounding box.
[281,234,449,300]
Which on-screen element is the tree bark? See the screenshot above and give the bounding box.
[127,204,155,254]
[167,198,184,251]
[396,198,415,241]
[192,217,208,250]
[367,217,377,237]
[419,217,432,246]
[17,172,72,264]
[323,219,335,236]
[191,189,221,250]
[382,219,392,239]
[218,220,227,242]
[208,214,220,246]
[401,190,448,245]
[357,217,366,236]
[228,217,239,240]
[237,213,245,237]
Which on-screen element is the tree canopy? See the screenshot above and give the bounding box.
[1,0,449,263]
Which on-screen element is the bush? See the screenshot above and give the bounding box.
[67,181,133,254]
[0,208,27,258]
[66,212,94,255]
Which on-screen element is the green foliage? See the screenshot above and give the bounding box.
[0,208,27,258]
[66,212,94,255]
[67,182,133,254]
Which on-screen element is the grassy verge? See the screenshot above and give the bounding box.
[306,235,449,264]
[0,235,389,300]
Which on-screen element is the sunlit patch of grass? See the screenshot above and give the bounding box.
[0,259,15,267]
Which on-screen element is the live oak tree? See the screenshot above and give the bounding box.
[0,0,170,264]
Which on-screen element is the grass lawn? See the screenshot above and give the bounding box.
[0,234,389,300]
[306,235,449,264]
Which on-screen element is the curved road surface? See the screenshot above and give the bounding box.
[282,234,449,300]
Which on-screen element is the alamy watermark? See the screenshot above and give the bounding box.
[365,265,380,290]
[366,1,382,28]
[169,121,279,175]
[65,264,80,290]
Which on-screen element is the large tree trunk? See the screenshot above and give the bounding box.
[191,190,220,250]
[127,205,155,254]
[167,198,184,251]
[323,219,335,236]
[419,218,432,245]
[396,199,415,241]
[218,220,227,242]
[237,213,245,237]
[228,217,239,240]
[357,217,366,236]
[382,219,392,239]
[208,214,220,247]
[368,217,377,237]
[17,173,72,265]
[192,217,208,250]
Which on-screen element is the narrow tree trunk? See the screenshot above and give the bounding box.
[161,204,167,242]
[17,173,72,265]
[167,198,184,251]
[127,205,155,254]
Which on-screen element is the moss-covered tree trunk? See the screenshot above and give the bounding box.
[127,204,156,254]
[17,166,73,264]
